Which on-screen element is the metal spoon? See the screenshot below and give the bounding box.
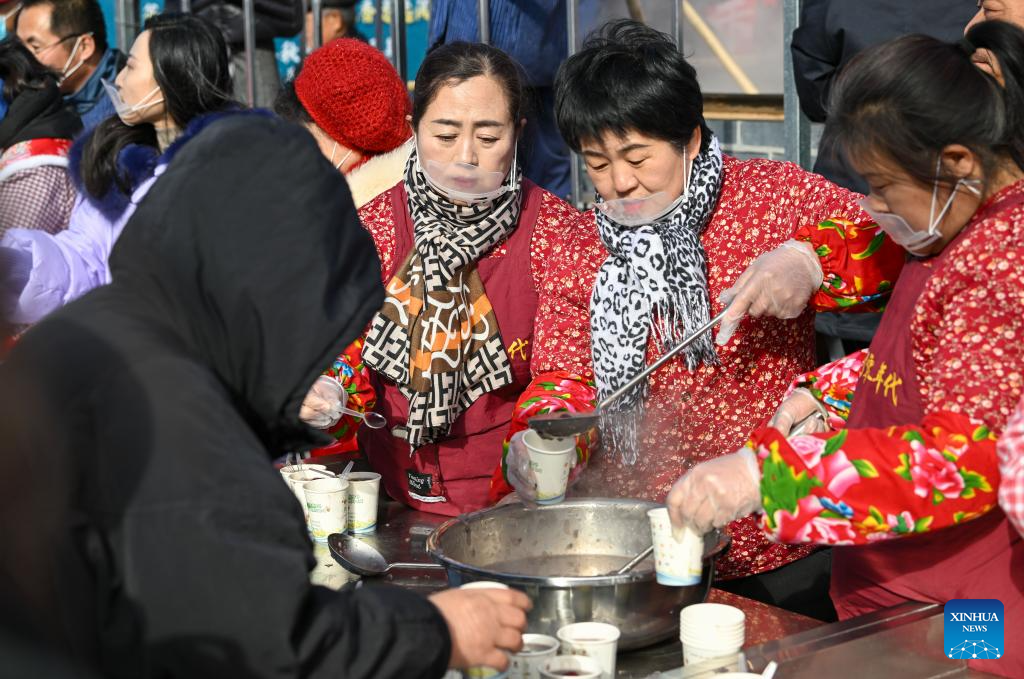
[528,308,729,439]
[340,405,388,429]
[610,545,654,575]
[328,533,445,577]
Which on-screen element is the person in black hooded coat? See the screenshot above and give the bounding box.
[0,113,529,678]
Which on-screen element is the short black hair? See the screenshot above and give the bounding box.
[0,36,60,101]
[554,19,710,154]
[19,0,108,53]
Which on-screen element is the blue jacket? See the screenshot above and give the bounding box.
[429,0,566,87]
[66,48,127,132]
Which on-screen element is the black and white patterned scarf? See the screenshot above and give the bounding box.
[590,136,724,464]
[362,148,523,448]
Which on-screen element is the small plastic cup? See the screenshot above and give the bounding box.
[304,477,349,542]
[346,471,382,533]
[522,430,575,505]
[647,507,702,586]
[555,622,620,679]
[462,582,511,678]
[540,655,603,679]
[288,469,329,522]
[511,634,560,679]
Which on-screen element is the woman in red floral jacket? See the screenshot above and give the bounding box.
[301,41,579,517]
[669,22,1024,676]
[489,20,904,620]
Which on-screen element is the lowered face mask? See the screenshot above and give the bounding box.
[595,150,692,227]
[101,79,164,126]
[418,142,516,206]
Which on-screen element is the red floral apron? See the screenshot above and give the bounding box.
[838,193,1024,677]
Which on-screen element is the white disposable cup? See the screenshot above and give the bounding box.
[288,470,329,522]
[346,471,382,533]
[647,507,702,586]
[279,463,327,483]
[679,603,745,647]
[462,582,511,678]
[556,622,619,679]
[304,477,349,542]
[511,634,560,679]
[540,655,603,679]
[522,430,575,505]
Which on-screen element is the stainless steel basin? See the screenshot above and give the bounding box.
[426,498,729,650]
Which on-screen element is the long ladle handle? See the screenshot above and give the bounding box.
[613,545,654,575]
[387,562,447,571]
[597,308,730,410]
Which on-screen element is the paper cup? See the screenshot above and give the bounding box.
[540,655,603,679]
[682,643,744,667]
[647,507,702,586]
[288,470,329,522]
[346,471,382,533]
[522,430,574,505]
[511,634,560,679]
[462,582,511,678]
[680,603,745,666]
[279,463,327,482]
[556,622,619,679]
[304,477,349,542]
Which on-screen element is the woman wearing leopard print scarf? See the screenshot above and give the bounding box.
[490,20,904,621]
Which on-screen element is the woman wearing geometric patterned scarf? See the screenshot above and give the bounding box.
[489,19,904,621]
[299,41,579,516]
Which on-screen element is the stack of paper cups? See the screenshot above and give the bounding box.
[679,603,745,666]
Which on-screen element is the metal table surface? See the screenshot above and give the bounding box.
[307,458,1000,678]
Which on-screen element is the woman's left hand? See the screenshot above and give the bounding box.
[666,449,763,534]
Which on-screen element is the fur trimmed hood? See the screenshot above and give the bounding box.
[68,108,274,221]
[345,139,414,209]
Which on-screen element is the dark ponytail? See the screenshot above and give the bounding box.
[80,13,234,200]
[826,20,1024,192]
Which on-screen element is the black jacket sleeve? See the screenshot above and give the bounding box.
[790,0,839,123]
[110,364,452,679]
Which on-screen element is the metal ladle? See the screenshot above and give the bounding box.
[528,308,730,439]
[328,533,445,577]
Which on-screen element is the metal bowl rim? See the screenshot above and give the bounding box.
[425,498,729,587]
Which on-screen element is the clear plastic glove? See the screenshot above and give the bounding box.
[429,588,531,670]
[666,449,762,535]
[299,375,348,429]
[505,431,538,504]
[716,240,824,346]
[769,388,829,438]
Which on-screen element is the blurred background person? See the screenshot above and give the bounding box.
[166,0,302,107]
[14,0,124,130]
[305,0,361,52]
[1,13,234,327]
[0,37,80,236]
[1,0,19,37]
[429,0,570,199]
[274,36,412,208]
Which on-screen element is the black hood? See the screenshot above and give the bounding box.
[0,78,82,148]
[107,115,384,452]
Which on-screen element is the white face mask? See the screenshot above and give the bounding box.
[416,136,517,206]
[330,142,353,171]
[596,149,692,227]
[101,78,164,126]
[857,159,982,256]
[58,33,90,85]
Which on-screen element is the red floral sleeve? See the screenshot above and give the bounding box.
[750,415,1000,545]
[309,338,376,457]
[795,217,906,312]
[487,370,598,504]
[786,349,868,428]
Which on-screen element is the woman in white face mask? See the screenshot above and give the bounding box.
[1,13,235,326]
[298,41,580,518]
[494,19,908,622]
[666,21,1024,675]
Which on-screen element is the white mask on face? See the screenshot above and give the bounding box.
[857,158,982,256]
[416,135,516,206]
[58,33,90,85]
[330,142,353,171]
[596,149,691,227]
[101,79,164,126]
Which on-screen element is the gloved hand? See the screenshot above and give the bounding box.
[716,240,824,346]
[299,375,348,429]
[666,449,763,535]
[769,388,829,437]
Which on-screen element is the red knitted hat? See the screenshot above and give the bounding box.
[295,38,411,157]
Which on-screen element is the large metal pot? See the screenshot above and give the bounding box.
[426,498,730,650]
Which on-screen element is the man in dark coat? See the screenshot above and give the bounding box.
[0,114,528,678]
